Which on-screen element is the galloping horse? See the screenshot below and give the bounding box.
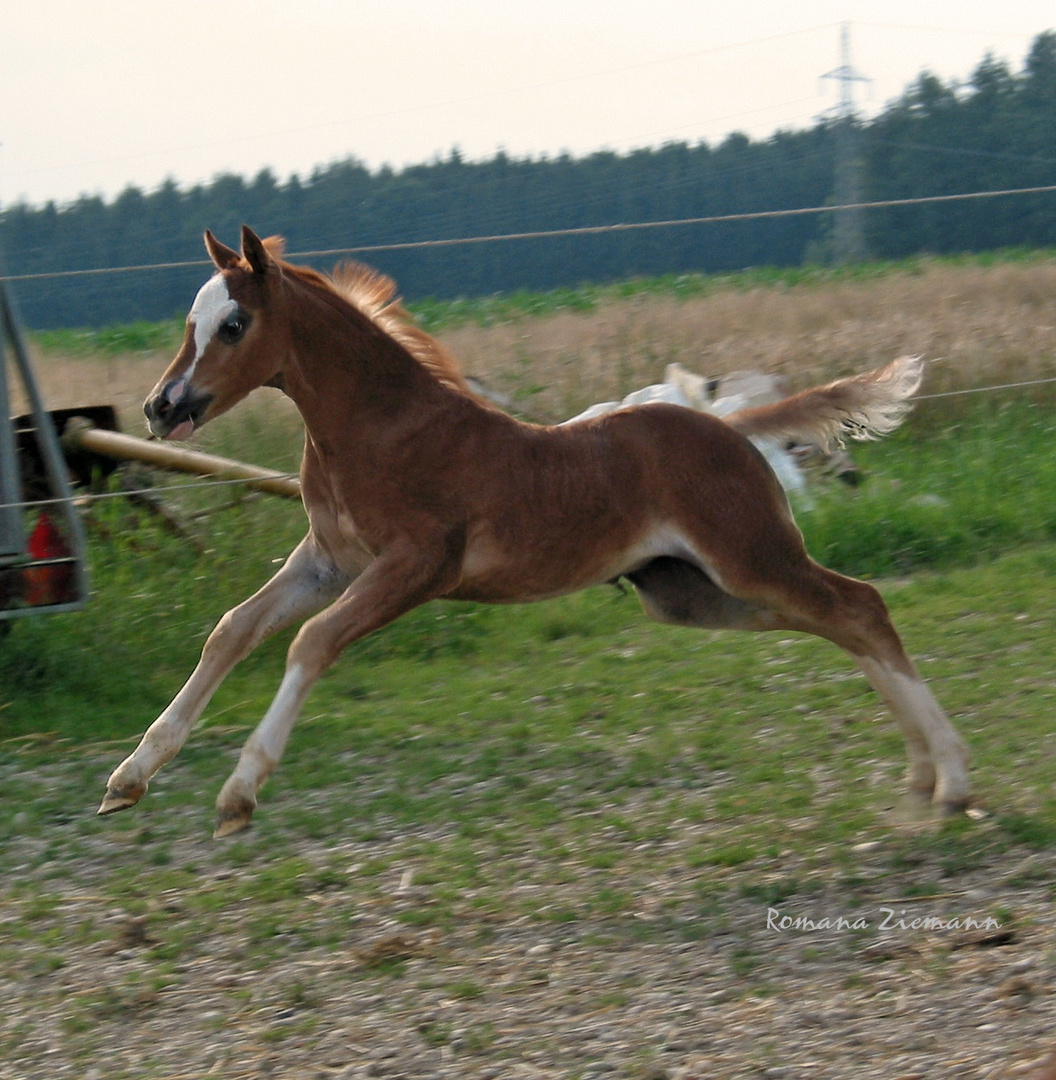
[99,226,970,837]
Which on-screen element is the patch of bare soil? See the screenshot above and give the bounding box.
[2,794,1054,1080]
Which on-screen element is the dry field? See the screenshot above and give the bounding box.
[441,260,1056,422]
[16,258,1056,437]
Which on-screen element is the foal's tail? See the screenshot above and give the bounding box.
[721,355,925,451]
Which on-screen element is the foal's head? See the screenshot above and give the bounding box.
[145,225,472,441]
[144,226,289,440]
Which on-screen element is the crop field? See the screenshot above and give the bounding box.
[3,253,1056,1078]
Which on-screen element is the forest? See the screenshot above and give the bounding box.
[2,31,1055,328]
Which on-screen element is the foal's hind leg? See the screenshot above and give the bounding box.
[630,555,969,811]
[802,568,969,810]
[754,565,969,811]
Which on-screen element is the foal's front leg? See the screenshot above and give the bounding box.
[213,539,461,837]
[99,536,349,817]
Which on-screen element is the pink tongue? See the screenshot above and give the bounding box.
[166,420,195,441]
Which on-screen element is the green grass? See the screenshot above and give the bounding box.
[0,487,307,743]
[32,319,185,357]
[2,367,1056,952]
[798,399,1056,577]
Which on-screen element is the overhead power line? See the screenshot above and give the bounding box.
[872,139,1056,167]
[298,184,1056,259]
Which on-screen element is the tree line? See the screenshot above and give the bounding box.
[3,32,1055,329]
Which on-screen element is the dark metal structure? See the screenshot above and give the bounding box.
[0,276,88,620]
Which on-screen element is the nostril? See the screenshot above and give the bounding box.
[165,377,187,407]
[145,393,172,421]
[147,378,188,421]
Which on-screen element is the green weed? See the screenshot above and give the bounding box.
[33,319,184,357]
[799,400,1056,578]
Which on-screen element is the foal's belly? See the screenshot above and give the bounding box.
[450,520,691,604]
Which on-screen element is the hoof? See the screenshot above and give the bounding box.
[932,779,971,817]
[97,785,147,816]
[213,805,254,839]
[889,791,970,826]
[889,793,941,826]
[935,795,971,818]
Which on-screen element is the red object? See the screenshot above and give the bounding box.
[22,512,75,606]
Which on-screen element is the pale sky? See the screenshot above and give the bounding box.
[1,1,1052,209]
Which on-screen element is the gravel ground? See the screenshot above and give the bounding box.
[2,802,1055,1080]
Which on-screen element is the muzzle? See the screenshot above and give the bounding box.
[144,377,213,441]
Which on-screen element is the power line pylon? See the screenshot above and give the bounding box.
[822,23,871,264]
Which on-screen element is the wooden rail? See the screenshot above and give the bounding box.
[61,418,302,500]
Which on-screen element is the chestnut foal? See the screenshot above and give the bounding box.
[99,226,969,836]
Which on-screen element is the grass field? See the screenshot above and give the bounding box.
[3,254,1056,1077]
[6,250,1056,838]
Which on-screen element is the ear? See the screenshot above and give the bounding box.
[241,225,273,275]
[204,230,241,270]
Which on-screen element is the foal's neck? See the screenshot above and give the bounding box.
[280,278,462,441]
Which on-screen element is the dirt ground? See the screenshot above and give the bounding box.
[2,770,1055,1080]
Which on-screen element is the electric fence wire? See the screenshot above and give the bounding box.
[3,372,1056,515]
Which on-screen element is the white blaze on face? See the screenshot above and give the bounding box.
[190,274,237,366]
[165,274,238,410]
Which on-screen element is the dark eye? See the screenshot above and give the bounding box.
[216,311,249,344]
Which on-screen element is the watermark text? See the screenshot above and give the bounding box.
[766,907,1001,933]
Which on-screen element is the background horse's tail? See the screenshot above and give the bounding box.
[721,355,925,451]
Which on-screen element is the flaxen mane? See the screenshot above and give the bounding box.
[330,262,470,393]
[256,237,468,393]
